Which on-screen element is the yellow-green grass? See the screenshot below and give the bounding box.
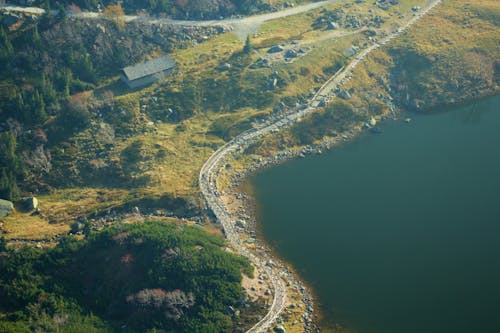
[393,0,500,56]
[278,33,366,97]
[7,0,481,243]
[173,33,243,75]
[2,188,131,240]
[344,0,500,101]
[2,214,70,240]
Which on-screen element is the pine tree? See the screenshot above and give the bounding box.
[57,3,67,21]
[0,132,22,201]
[0,27,14,59]
[63,69,72,97]
[33,89,47,123]
[41,73,57,104]
[80,52,97,84]
[243,35,252,54]
[29,25,42,47]
[0,169,9,199]
[0,132,16,167]
[44,0,51,13]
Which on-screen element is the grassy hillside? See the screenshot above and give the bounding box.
[257,0,500,151]
[346,0,499,113]
[0,221,254,332]
[0,1,498,331]
[0,0,497,274]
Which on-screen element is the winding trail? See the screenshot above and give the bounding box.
[2,0,340,34]
[1,0,340,39]
[198,1,442,332]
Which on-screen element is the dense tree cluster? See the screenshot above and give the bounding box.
[0,221,252,332]
[0,13,180,194]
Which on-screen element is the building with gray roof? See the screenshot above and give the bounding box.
[120,55,176,89]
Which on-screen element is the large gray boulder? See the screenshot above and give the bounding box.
[338,90,351,99]
[268,45,284,53]
[22,197,39,211]
[273,325,286,333]
[0,199,14,218]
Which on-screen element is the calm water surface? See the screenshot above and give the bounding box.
[251,96,500,333]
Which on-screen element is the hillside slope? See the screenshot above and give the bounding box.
[0,221,254,332]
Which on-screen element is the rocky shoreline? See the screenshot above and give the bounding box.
[198,2,447,331]
[217,106,400,331]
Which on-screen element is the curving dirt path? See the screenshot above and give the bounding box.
[1,0,341,39]
[2,0,339,28]
[198,1,442,332]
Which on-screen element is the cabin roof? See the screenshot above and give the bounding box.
[122,55,176,81]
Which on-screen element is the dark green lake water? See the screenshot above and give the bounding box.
[251,96,500,333]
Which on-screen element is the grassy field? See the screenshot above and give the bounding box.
[343,0,500,112]
[5,0,497,247]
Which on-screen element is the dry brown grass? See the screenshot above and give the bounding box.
[2,213,69,240]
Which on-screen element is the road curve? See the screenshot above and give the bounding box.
[198,1,442,332]
[1,0,340,28]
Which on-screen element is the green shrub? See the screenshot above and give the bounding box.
[0,221,252,332]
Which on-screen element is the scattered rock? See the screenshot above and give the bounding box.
[284,49,298,58]
[267,78,278,90]
[218,63,232,71]
[338,90,351,99]
[71,222,85,233]
[344,47,356,57]
[268,45,284,53]
[22,197,39,211]
[327,21,339,30]
[273,325,286,333]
